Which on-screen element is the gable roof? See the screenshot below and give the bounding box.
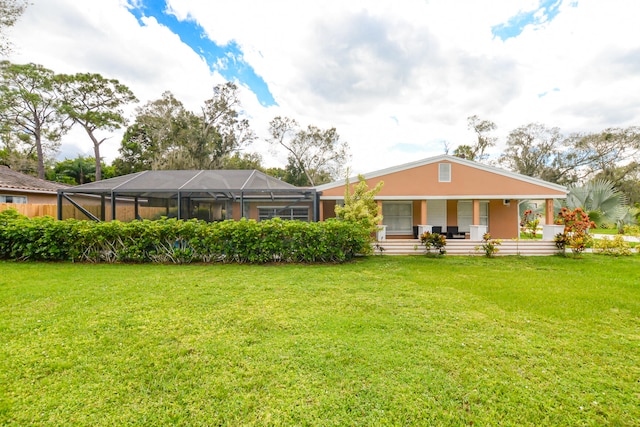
[61,169,310,198]
[0,165,68,194]
[315,154,568,199]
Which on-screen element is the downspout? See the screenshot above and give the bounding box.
[314,191,320,222]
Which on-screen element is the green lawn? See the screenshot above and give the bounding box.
[1,256,639,426]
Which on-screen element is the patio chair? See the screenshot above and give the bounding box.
[446,226,464,239]
[431,226,443,235]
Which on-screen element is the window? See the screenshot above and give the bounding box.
[258,207,309,222]
[438,163,451,182]
[0,195,27,204]
[457,200,489,232]
[382,202,413,234]
[479,201,489,226]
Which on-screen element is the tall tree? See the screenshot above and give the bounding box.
[0,0,27,55]
[498,123,564,182]
[0,61,68,178]
[453,115,496,162]
[564,126,640,182]
[115,84,254,172]
[268,116,350,186]
[114,91,187,174]
[58,72,137,180]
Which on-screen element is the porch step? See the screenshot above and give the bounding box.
[373,239,558,256]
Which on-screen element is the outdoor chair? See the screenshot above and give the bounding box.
[446,226,465,239]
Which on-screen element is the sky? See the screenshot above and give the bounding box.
[4,0,640,175]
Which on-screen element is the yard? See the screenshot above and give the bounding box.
[1,255,639,426]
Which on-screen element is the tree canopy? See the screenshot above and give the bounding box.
[268,116,350,186]
[0,0,27,54]
[114,83,255,173]
[0,61,69,178]
[58,72,138,180]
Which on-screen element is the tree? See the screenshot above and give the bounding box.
[0,129,38,173]
[335,174,383,230]
[163,83,255,170]
[115,84,254,172]
[498,123,565,182]
[595,162,640,206]
[335,174,384,253]
[220,152,263,170]
[0,0,27,55]
[268,116,350,186]
[565,179,628,228]
[58,72,137,180]
[564,126,640,182]
[0,61,68,178]
[48,156,96,185]
[114,91,186,174]
[453,115,496,161]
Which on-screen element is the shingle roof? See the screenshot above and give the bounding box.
[0,165,69,193]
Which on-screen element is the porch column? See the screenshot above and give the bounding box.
[545,199,554,224]
[377,200,383,224]
[420,200,427,225]
[472,199,480,225]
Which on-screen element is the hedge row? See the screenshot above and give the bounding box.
[0,209,372,263]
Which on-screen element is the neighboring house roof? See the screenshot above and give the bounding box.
[60,169,313,199]
[315,154,568,199]
[0,165,68,194]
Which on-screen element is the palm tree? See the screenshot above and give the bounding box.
[564,179,628,228]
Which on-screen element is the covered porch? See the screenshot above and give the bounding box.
[372,197,559,241]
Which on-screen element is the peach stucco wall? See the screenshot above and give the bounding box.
[319,161,566,198]
[488,200,519,239]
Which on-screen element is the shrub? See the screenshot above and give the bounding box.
[593,235,633,256]
[555,207,595,257]
[475,233,501,258]
[623,224,640,237]
[520,209,541,238]
[419,231,446,256]
[0,216,371,264]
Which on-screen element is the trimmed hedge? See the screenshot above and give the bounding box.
[0,209,372,263]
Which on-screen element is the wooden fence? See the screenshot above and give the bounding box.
[1,203,167,221]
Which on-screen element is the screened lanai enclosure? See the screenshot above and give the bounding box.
[57,170,319,222]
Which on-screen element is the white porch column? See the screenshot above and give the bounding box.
[469,225,487,241]
[376,225,387,241]
[543,224,564,241]
[418,225,432,236]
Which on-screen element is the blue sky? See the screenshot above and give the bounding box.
[129,0,276,107]
[491,0,567,41]
[7,0,640,173]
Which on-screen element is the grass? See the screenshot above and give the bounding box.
[1,256,639,426]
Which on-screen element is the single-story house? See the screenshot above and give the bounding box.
[0,165,69,217]
[58,169,318,222]
[315,154,568,240]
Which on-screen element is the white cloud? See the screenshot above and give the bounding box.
[5,0,640,175]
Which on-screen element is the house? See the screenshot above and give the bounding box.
[57,169,317,222]
[315,155,568,240]
[0,165,68,217]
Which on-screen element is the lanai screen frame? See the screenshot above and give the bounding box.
[56,170,320,222]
